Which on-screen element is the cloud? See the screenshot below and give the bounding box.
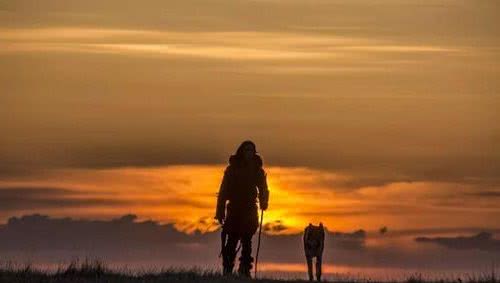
[415,232,500,252]
[263,220,288,233]
[0,28,460,62]
[1,0,498,44]
[378,227,500,237]
[0,186,126,211]
[1,214,500,272]
[1,166,500,234]
[466,190,500,198]
[1,21,498,188]
[328,229,366,250]
[0,184,213,227]
[379,226,388,235]
[0,213,219,265]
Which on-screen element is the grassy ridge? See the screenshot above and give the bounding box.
[0,260,497,283]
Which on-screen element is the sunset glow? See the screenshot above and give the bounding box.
[1,0,499,279]
[1,166,498,235]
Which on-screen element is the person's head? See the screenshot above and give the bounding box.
[236,140,257,162]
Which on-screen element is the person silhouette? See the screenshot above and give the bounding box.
[215,140,269,277]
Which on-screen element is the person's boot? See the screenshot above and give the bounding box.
[222,235,238,276]
[223,263,234,276]
[238,255,253,278]
[237,263,251,278]
[223,252,236,276]
[239,234,254,278]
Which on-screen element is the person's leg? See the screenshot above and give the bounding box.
[222,233,239,275]
[306,256,314,281]
[238,233,254,277]
[315,255,322,282]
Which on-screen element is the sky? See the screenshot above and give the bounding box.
[0,0,499,278]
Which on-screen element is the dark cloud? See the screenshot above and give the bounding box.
[0,187,75,197]
[263,220,288,233]
[303,153,500,189]
[0,186,212,212]
[2,137,499,189]
[0,186,126,211]
[415,232,500,252]
[0,214,499,271]
[380,227,500,238]
[0,213,219,265]
[466,190,500,198]
[300,204,426,218]
[66,142,225,169]
[260,227,367,264]
[379,226,388,235]
[328,229,366,250]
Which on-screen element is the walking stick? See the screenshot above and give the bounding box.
[254,209,264,279]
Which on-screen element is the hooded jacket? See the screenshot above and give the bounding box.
[215,154,269,222]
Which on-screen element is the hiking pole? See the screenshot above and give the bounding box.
[254,209,264,279]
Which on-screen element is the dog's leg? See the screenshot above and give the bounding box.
[306,256,313,281]
[315,255,322,282]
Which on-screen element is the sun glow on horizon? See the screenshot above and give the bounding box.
[0,165,498,235]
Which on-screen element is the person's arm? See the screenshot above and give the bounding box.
[303,225,310,251]
[257,168,269,210]
[215,167,230,224]
[319,224,325,254]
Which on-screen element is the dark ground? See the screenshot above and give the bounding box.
[0,260,497,283]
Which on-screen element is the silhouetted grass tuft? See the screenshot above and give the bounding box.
[0,260,498,283]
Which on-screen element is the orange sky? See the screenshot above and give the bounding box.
[1,165,498,234]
